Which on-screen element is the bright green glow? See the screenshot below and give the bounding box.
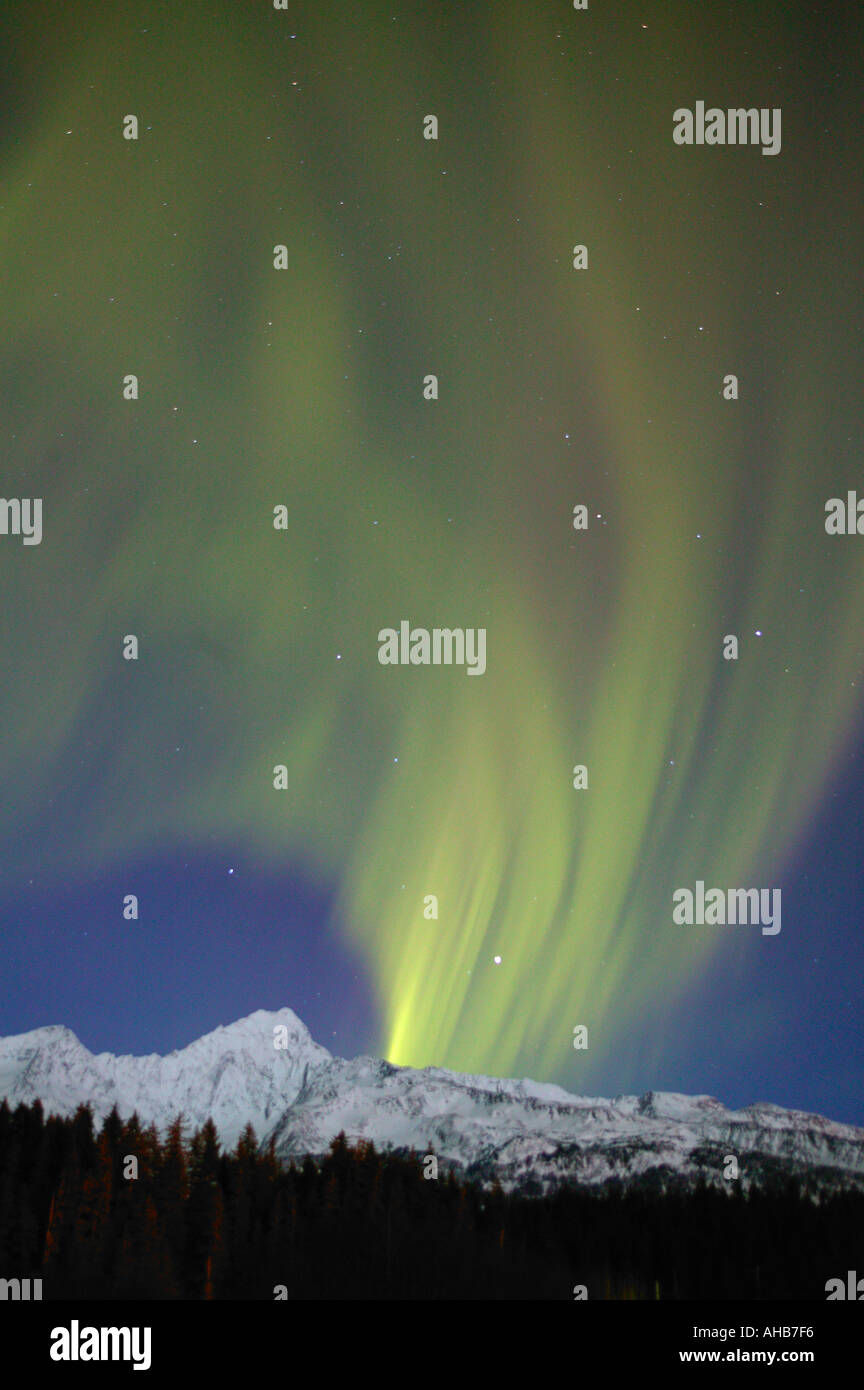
[0,8,862,1086]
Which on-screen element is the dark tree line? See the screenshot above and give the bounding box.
[0,1097,860,1299]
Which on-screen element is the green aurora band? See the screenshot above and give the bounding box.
[1,5,862,1083]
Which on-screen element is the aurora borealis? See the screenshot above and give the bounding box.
[1,1,862,1121]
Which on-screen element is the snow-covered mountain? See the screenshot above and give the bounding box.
[1,1007,862,1195]
[0,1009,328,1148]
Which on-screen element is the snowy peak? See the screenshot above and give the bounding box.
[138,1007,330,1067]
[0,1008,332,1147]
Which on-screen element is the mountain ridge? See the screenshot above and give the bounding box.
[1,1007,862,1195]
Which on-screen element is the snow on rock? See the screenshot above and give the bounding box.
[1,1008,863,1195]
[0,1008,330,1148]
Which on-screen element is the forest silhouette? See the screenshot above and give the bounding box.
[0,1098,859,1300]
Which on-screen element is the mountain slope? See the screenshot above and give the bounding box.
[1,1008,862,1194]
[0,1008,330,1146]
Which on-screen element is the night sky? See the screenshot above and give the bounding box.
[1,0,862,1126]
